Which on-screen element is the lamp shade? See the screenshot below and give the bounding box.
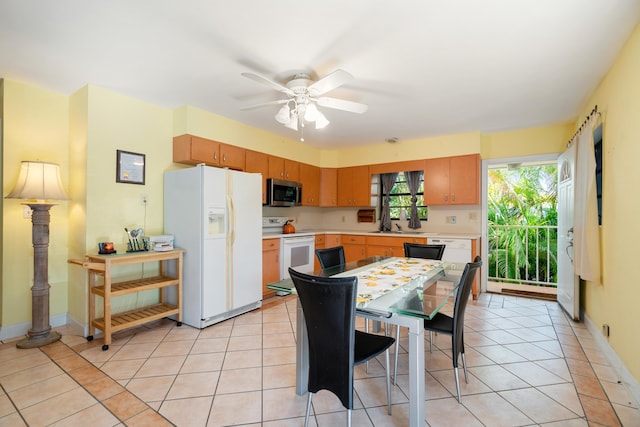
[5,161,68,202]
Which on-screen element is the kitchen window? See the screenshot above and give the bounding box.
[380,172,428,220]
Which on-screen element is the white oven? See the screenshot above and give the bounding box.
[281,235,315,279]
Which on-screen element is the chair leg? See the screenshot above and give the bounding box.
[461,352,469,383]
[385,348,392,415]
[305,392,313,427]
[347,408,352,427]
[429,331,433,352]
[393,324,400,385]
[453,367,462,403]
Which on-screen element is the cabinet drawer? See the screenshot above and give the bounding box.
[262,238,280,251]
[341,234,366,244]
[314,234,325,245]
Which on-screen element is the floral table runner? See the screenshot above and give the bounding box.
[345,258,444,306]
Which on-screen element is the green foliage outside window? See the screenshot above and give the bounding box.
[382,172,428,220]
[488,164,558,286]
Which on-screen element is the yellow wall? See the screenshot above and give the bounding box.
[480,123,573,159]
[2,80,70,325]
[1,25,638,382]
[579,24,640,379]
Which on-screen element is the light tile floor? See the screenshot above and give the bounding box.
[1,293,639,426]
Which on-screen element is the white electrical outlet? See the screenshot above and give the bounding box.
[450,215,457,224]
[140,194,149,205]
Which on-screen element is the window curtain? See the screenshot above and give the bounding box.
[379,172,398,231]
[404,170,423,229]
[573,121,601,283]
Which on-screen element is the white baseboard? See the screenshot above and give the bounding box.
[0,313,69,341]
[583,312,640,407]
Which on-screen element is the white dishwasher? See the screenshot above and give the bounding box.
[429,238,472,269]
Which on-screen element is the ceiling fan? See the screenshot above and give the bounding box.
[240,69,368,139]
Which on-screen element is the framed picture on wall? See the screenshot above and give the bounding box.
[116,150,145,185]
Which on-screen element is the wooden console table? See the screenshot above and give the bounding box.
[69,249,184,350]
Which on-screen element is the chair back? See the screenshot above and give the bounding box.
[451,256,482,361]
[289,267,357,410]
[315,245,346,269]
[403,243,446,260]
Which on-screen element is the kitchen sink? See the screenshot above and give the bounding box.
[368,230,405,234]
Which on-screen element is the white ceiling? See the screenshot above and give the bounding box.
[1,1,639,149]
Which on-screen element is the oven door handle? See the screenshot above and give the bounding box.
[282,236,315,244]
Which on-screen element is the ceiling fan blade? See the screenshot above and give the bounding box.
[316,97,368,114]
[241,72,294,95]
[307,69,353,96]
[240,99,289,111]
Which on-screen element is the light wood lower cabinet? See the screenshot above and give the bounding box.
[313,234,325,271]
[69,249,184,351]
[341,234,367,262]
[366,236,427,257]
[262,238,280,299]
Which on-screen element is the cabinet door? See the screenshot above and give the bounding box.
[424,157,450,205]
[173,135,219,166]
[284,159,299,182]
[341,235,366,262]
[299,163,320,206]
[319,168,337,206]
[220,143,245,171]
[245,150,269,205]
[449,154,479,204]
[268,156,285,179]
[337,168,352,206]
[351,165,371,206]
[366,245,388,257]
[262,239,280,298]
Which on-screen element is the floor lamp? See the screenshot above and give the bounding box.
[5,161,68,348]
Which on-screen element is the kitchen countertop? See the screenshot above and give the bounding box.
[262,230,481,239]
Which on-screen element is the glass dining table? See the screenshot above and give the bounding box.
[267,256,464,427]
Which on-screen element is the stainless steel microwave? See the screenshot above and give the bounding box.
[266,178,302,207]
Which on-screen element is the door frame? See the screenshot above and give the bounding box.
[480,153,559,294]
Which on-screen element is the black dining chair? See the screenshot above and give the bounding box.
[315,245,346,269]
[403,242,446,260]
[289,267,395,427]
[392,242,447,384]
[423,256,482,403]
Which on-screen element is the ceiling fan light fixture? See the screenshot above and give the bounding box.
[304,103,318,122]
[315,112,330,129]
[275,104,290,124]
[285,113,298,131]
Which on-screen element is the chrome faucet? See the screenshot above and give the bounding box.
[395,223,403,232]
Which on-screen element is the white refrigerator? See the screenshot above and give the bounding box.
[164,165,262,328]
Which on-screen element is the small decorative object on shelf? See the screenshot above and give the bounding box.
[98,242,116,254]
[125,227,148,252]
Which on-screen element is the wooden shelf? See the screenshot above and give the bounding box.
[70,249,184,350]
[91,303,179,333]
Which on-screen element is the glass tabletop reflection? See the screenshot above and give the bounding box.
[267,256,462,320]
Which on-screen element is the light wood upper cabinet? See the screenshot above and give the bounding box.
[284,159,299,182]
[173,135,245,170]
[219,143,245,170]
[424,154,479,205]
[337,165,371,207]
[173,134,219,165]
[319,168,338,206]
[245,150,269,205]
[268,156,285,179]
[299,163,320,206]
[268,156,300,182]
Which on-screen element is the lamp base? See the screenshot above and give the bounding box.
[16,331,61,349]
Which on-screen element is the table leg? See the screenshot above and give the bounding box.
[295,298,308,395]
[406,316,426,427]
